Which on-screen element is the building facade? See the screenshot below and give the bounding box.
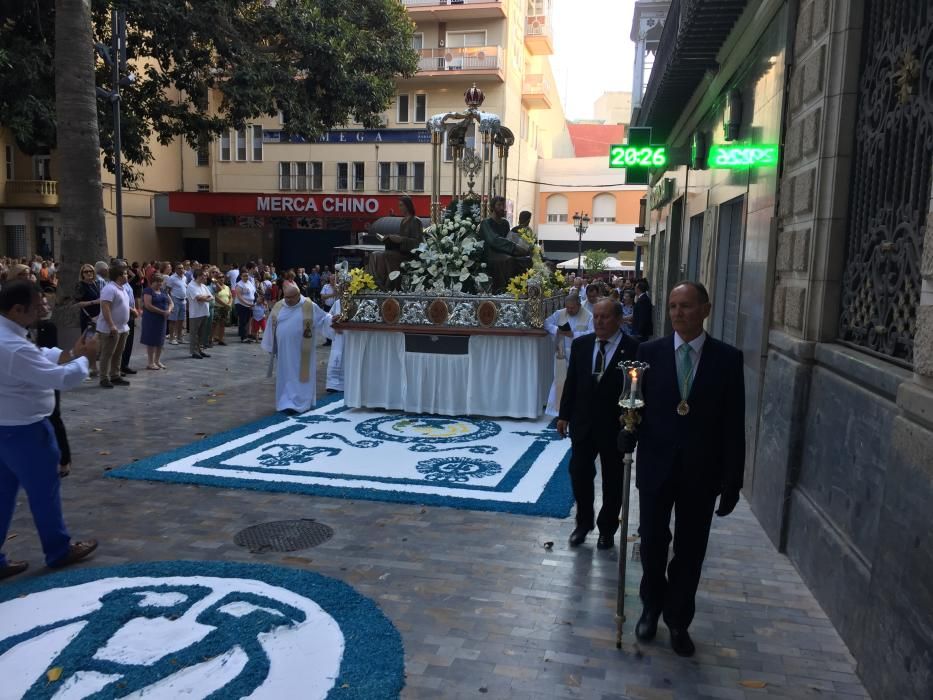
[1,0,572,269]
[536,123,643,268]
[633,1,932,697]
[161,0,571,269]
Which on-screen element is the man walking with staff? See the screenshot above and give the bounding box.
[618,281,745,656]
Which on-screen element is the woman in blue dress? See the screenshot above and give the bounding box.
[140,273,173,369]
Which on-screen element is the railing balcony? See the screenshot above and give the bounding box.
[416,46,504,80]
[522,74,552,109]
[401,0,506,20]
[525,15,553,54]
[4,180,59,208]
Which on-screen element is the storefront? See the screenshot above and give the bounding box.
[166,192,446,268]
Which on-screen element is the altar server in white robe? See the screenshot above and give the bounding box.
[544,294,593,415]
[325,297,344,392]
[262,282,333,413]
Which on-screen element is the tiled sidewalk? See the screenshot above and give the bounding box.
[2,330,870,699]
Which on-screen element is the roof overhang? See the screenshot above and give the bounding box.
[633,0,749,141]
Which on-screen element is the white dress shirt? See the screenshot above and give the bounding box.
[0,316,89,425]
[591,329,623,375]
[187,280,213,319]
[673,331,707,383]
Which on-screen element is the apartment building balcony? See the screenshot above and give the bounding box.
[525,15,553,54]
[401,0,506,20]
[416,46,504,81]
[3,180,59,208]
[521,74,552,109]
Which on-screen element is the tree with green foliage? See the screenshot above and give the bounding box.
[583,248,611,273]
[0,0,417,298]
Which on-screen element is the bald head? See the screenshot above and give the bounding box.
[283,282,301,305]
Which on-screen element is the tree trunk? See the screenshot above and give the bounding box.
[54,0,108,309]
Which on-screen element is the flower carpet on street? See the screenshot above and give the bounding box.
[0,561,403,699]
[108,395,574,517]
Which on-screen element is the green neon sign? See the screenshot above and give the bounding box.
[708,144,779,168]
[609,144,668,169]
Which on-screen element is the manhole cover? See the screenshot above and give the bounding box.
[631,542,641,562]
[234,519,333,553]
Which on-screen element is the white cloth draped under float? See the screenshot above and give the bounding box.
[261,296,333,412]
[543,306,593,416]
[342,330,553,419]
[325,299,344,392]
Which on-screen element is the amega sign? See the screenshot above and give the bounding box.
[257,195,380,214]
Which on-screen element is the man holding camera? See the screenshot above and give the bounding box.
[0,280,99,579]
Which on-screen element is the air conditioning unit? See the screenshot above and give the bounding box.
[197,184,210,192]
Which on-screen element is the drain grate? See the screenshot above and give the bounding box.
[631,542,641,562]
[234,519,333,553]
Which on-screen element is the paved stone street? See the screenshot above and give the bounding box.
[2,329,870,699]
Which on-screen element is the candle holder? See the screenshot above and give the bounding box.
[614,359,649,649]
[618,361,649,432]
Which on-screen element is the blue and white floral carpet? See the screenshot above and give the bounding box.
[109,395,574,518]
[0,561,403,699]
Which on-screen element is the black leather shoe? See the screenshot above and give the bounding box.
[120,367,137,375]
[635,608,659,641]
[199,352,211,358]
[568,526,592,547]
[596,534,614,550]
[669,627,695,657]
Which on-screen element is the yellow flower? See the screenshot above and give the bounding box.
[347,268,376,295]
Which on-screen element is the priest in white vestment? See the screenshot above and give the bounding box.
[262,282,332,413]
[544,294,593,415]
[325,298,344,392]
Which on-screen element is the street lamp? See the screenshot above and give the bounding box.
[572,211,590,276]
[95,6,135,260]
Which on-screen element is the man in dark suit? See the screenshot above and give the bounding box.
[618,281,744,657]
[557,299,640,549]
[631,280,653,340]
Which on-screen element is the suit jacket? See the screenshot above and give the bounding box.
[558,332,641,443]
[634,334,745,494]
[632,293,653,339]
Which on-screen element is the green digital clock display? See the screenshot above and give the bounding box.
[609,144,668,169]
[708,144,779,168]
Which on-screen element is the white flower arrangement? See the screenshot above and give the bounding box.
[394,200,490,293]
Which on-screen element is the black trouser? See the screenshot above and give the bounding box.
[236,304,252,340]
[568,435,624,536]
[120,317,135,369]
[638,456,718,630]
[48,391,70,467]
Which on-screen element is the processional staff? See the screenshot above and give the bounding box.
[615,360,649,649]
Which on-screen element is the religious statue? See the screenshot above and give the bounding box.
[366,196,424,289]
[478,195,532,292]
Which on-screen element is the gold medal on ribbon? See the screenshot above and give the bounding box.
[677,400,690,416]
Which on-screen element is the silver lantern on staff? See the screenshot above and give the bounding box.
[615,360,649,648]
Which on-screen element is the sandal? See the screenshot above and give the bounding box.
[48,540,98,569]
[158,362,167,369]
[59,463,71,478]
[0,560,28,580]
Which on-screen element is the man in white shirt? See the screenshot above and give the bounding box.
[0,280,99,579]
[96,263,132,388]
[164,263,189,344]
[186,269,214,359]
[235,273,258,343]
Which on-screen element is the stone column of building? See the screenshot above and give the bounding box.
[756,1,933,697]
